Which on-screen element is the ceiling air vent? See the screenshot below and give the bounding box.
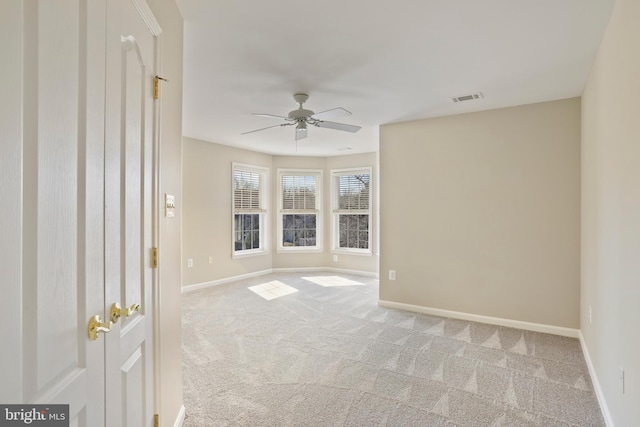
[452,93,483,103]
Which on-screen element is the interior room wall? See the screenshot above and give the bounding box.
[182,137,273,287]
[147,0,185,425]
[379,98,581,329]
[580,0,640,422]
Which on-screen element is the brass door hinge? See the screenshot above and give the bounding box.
[153,75,168,100]
[154,414,159,427]
[152,247,158,268]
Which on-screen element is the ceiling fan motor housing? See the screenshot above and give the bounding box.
[288,108,315,119]
[289,93,314,119]
[293,93,309,104]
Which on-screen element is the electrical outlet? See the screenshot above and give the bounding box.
[208,256,213,264]
[187,258,193,268]
[620,367,625,394]
[333,255,338,262]
[588,305,592,325]
[389,270,396,280]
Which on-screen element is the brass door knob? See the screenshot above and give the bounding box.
[110,302,141,323]
[88,315,112,340]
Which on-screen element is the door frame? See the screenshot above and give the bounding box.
[131,0,166,418]
[118,0,165,419]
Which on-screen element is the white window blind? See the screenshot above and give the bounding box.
[233,169,264,212]
[282,174,318,211]
[337,174,370,211]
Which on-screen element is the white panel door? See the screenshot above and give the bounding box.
[104,1,159,426]
[0,1,160,426]
[1,0,109,425]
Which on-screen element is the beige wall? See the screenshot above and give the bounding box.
[581,0,640,423]
[147,0,184,425]
[182,139,377,287]
[182,137,273,285]
[379,98,581,328]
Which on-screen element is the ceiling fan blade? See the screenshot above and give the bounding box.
[252,113,290,120]
[241,123,291,135]
[312,107,351,120]
[295,127,308,141]
[316,120,361,133]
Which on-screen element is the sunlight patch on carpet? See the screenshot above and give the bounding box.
[248,281,298,300]
[302,276,365,287]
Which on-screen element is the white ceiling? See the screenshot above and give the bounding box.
[176,0,614,157]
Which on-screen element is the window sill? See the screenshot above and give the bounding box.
[330,249,372,257]
[277,247,323,254]
[232,249,269,259]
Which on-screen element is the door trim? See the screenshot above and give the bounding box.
[131,0,162,37]
[148,16,165,425]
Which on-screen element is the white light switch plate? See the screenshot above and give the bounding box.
[165,194,175,218]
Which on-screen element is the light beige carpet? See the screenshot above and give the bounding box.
[182,272,604,426]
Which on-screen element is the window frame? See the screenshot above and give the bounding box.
[231,162,269,258]
[330,167,373,255]
[277,168,323,252]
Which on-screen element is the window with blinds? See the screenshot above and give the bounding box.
[337,174,370,211]
[233,169,263,211]
[278,170,321,250]
[332,168,372,252]
[232,163,268,255]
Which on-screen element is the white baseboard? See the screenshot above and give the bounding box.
[272,266,379,278]
[378,299,580,338]
[181,269,272,293]
[579,331,614,427]
[182,268,378,293]
[171,405,186,427]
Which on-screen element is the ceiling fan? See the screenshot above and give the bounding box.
[241,93,361,141]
